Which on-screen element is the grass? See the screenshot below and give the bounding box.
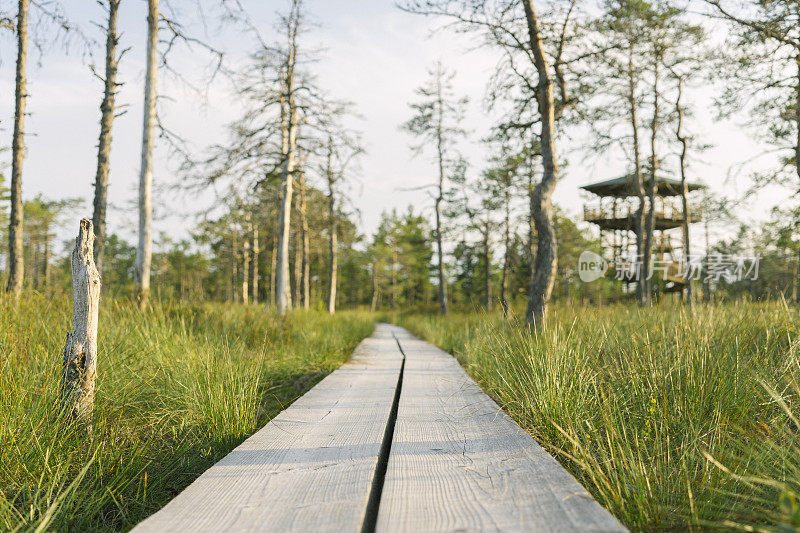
[394,303,800,532]
[0,293,374,532]
[7,294,800,532]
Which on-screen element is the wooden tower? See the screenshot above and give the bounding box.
[581,174,704,294]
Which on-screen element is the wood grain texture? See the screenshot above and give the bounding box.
[133,324,403,533]
[377,325,626,532]
[61,218,101,423]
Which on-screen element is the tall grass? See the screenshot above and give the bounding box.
[0,294,374,531]
[396,303,800,532]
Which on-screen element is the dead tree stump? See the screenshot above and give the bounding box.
[61,218,101,423]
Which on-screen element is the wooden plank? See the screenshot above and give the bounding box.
[376,325,627,532]
[133,323,403,533]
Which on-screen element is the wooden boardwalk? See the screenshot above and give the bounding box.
[134,324,626,532]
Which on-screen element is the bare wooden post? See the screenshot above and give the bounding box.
[61,219,101,423]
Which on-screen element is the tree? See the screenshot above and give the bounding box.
[176,1,319,312]
[23,196,82,292]
[273,0,303,315]
[668,36,709,307]
[483,143,525,315]
[462,189,501,311]
[588,0,702,305]
[369,210,434,309]
[518,0,564,326]
[315,101,362,314]
[674,76,693,308]
[134,0,158,309]
[401,0,585,326]
[0,172,9,275]
[770,204,800,303]
[449,151,514,311]
[92,0,123,274]
[586,0,657,305]
[132,0,224,308]
[707,0,800,191]
[640,4,702,304]
[295,154,310,309]
[6,0,29,300]
[402,61,468,315]
[369,212,399,310]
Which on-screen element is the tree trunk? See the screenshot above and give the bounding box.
[370,262,379,312]
[6,0,29,300]
[32,235,40,289]
[92,0,121,274]
[274,15,298,315]
[434,75,449,315]
[675,78,693,310]
[796,248,800,304]
[292,229,301,306]
[527,155,536,294]
[242,240,250,304]
[627,45,647,306]
[642,50,661,306]
[134,0,158,310]
[483,223,491,311]
[703,214,711,303]
[795,54,800,184]
[390,247,397,310]
[231,234,238,302]
[61,219,101,426]
[269,231,277,308]
[327,167,337,314]
[275,100,295,314]
[298,175,310,310]
[251,226,259,303]
[43,235,50,291]
[500,191,511,316]
[522,0,559,329]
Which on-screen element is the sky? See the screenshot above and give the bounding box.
[0,0,786,256]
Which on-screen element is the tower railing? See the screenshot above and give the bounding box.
[583,202,702,224]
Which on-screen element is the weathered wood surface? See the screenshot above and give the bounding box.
[61,219,101,423]
[133,324,403,533]
[377,325,626,532]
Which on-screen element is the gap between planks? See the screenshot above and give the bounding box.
[375,326,626,532]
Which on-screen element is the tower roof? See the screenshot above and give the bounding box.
[581,174,705,198]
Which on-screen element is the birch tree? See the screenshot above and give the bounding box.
[250,219,259,302]
[272,0,303,315]
[133,0,158,309]
[295,160,310,309]
[402,61,468,315]
[132,0,225,309]
[92,0,124,274]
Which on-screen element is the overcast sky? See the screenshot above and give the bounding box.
[0,0,784,254]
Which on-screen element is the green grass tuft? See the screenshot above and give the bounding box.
[0,294,374,531]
